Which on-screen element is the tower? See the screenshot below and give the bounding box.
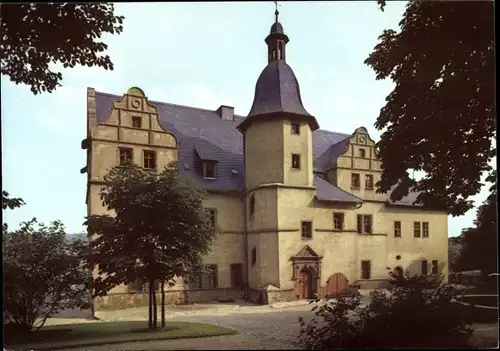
[238,8,320,290]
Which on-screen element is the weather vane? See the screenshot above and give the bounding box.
[273,1,280,22]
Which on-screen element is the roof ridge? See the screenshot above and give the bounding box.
[95,90,245,119]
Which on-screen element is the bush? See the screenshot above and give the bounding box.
[298,271,475,349]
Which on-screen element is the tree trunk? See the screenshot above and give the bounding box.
[148,281,153,329]
[161,278,165,328]
[152,279,157,329]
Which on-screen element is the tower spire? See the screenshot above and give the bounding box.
[267,1,288,63]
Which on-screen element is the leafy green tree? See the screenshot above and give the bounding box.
[3,219,91,334]
[456,172,497,277]
[298,270,474,349]
[0,3,124,94]
[2,190,25,210]
[86,162,216,329]
[366,0,494,216]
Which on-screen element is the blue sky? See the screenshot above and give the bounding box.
[1,2,491,235]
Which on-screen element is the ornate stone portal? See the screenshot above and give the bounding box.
[291,245,322,299]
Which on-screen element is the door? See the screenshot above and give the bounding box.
[300,270,313,299]
[326,273,348,297]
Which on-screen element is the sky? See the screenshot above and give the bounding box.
[1,2,492,236]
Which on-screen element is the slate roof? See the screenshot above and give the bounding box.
[247,60,312,119]
[94,92,418,206]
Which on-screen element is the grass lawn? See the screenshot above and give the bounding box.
[4,321,237,350]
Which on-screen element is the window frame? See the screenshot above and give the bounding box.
[291,153,301,169]
[119,147,133,165]
[206,208,217,227]
[291,122,300,135]
[203,161,217,179]
[394,221,402,238]
[422,222,429,238]
[365,174,374,189]
[357,214,373,234]
[351,173,361,189]
[301,221,313,240]
[249,194,255,216]
[431,260,439,275]
[361,260,371,280]
[190,264,218,289]
[421,260,428,275]
[132,116,142,128]
[414,221,421,238]
[143,150,157,170]
[333,212,344,231]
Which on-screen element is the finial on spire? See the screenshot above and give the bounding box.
[273,1,279,23]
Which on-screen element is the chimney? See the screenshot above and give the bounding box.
[216,105,234,121]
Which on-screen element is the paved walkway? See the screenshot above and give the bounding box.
[46,296,498,350]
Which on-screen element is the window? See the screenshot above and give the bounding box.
[365,175,374,189]
[132,116,142,128]
[422,222,429,238]
[134,278,158,292]
[421,260,428,275]
[357,215,373,234]
[291,122,300,135]
[119,148,133,165]
[351,173,360,188]
[394,221,401,237]
[431,260,439,275]
[414,222,421,238]
[251,247,257,267]
[249,194,255,215]
[190,265,218,289]
[203,162,217,178]
[206,208,216,227]
[292,154,301,169]
[301,221,312,239]
[361,260,371,280]
[230,263,244,288]
[359,148,366,158]
[143,150,156,170]
[333,213,344,230]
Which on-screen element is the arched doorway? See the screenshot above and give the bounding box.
[326,273,349,297]
[298,268,314,299]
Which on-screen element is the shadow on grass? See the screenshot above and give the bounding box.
[4,321,237,350]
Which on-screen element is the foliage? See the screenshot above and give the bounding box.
[86,162,216,329]
[366,1,494,216]
[3,218,91,333]
[298,270,474,349]
[2,190,25,210]
[0,3,124,94]
[455,172,498,276]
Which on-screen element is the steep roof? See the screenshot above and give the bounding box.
[94,91,418,206]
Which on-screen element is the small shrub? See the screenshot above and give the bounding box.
[298,271,475,349]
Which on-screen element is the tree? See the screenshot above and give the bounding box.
[365,1,494,216]
[3,218,91,334]
[0,3,124,95]
[456,171,497,277]
[2,190,25,210]
[86,162,216,329]
[298,270,474,349]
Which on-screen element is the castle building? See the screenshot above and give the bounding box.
[83,12,448,310]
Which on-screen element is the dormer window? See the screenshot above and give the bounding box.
[132,116,142,128]
[203,162,217,179]
[359,148,366,158]
[291,122,300,135]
